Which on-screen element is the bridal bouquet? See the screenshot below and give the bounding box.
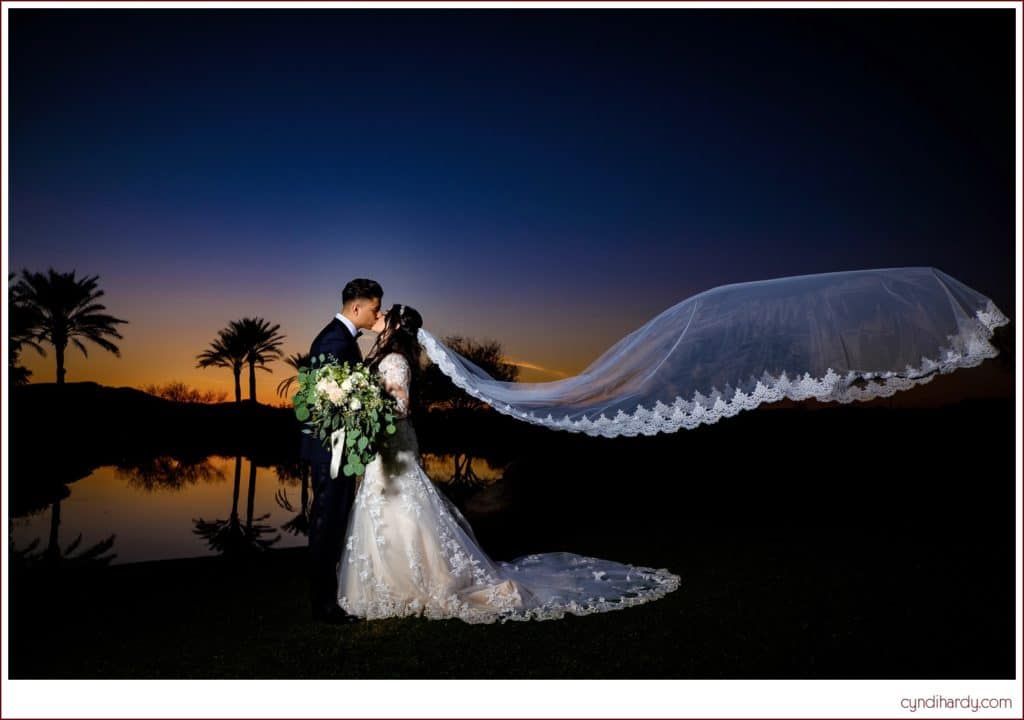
[293,354,397,478]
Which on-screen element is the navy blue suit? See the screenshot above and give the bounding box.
[304,317,363,617]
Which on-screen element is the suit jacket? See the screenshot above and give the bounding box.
[300,318,364,463]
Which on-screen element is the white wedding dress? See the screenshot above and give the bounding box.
[336,353,681,624]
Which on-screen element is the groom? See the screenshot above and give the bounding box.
[303,278,383,623]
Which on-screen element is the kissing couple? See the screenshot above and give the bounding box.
[301,278,680,625]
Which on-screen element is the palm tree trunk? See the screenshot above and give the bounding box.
[55,343,66,385]
[231,456,242,520]
[232,368,242,403]
[248,361,257,403]
[246,458,257,530]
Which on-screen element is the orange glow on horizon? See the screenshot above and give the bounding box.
[501,357,570,381]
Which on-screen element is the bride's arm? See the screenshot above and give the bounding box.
[380,354,411,418]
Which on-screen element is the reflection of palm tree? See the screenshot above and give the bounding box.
[10,497,117,568]
[276,352,311,399]
[274,461,311,536]
[116,456,226,492]
[233,317,286,404]
[13,268,128,385]
[197,326,247,403]
[192,456,280,556]
[452,453,485,487]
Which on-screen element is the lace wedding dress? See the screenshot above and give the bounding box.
[337,353,681,624]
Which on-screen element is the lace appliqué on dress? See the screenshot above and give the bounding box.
[378,352,411,416]
[336,354,681,624]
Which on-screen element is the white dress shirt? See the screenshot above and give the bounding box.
[335,313,359,338]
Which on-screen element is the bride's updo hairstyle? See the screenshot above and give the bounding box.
[367,304,424,408]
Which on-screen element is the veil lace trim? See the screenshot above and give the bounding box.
[419,298,1009,438]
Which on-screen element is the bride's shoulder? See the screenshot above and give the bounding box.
[378,352,410,371]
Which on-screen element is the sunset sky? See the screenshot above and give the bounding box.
[7,8,1016,401]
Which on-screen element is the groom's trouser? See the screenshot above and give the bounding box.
[308,460,355,615]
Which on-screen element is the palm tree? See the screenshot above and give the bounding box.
[8,273,45,385]
[231,317,285,404]
[13,269,128,385]
[196,325,247,403]
[276,352,311,399]
[420,336,520,411]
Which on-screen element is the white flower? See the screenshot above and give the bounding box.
[327,387,345,405]
[350,398,362,411]
[341,378,353,393]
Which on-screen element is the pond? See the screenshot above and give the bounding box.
[7,396,1017,572]
[8,453,508,566]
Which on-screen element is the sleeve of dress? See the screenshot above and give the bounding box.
[380,354,412,417]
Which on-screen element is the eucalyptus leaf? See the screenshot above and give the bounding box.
[386,424,396,435]
[357,436,369,451]
[295,405,310,422]
[343,464,355,476]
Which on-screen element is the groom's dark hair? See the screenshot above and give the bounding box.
[342,278,383,306]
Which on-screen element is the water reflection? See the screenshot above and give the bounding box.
[7,451,516,565]
[9,488,118,569]
[273,460,311,537]
[117,455,226,491]
[9,455,302,565]
[422,453,510,515]
[192,456,281,556]
[422,453,505,486]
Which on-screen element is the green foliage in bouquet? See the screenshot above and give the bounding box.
[292,353,398,476]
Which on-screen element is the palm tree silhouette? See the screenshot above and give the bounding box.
[8,272,45,385]
[13,269,128,385]
[196,326,247,403]
[276,352,311,399]
[232,317,286,404]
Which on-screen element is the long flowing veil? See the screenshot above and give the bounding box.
[417,267,1011,437]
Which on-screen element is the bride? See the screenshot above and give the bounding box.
[337,266,1009,623]
[337,304,681,624]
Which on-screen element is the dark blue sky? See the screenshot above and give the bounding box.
[9,8,1017,389]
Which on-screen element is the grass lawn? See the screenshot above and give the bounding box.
[9,526,1013,679]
